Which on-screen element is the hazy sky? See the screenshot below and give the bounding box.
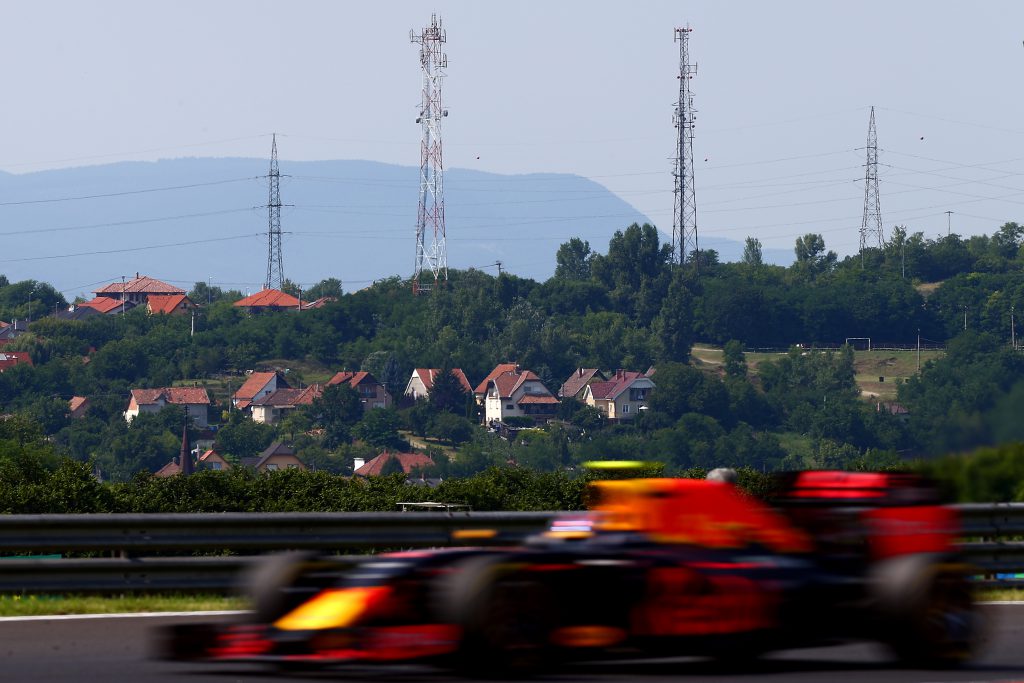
[3,1,1024,269]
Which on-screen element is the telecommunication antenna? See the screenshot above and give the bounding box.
[672,25,699,270]
[264,134,284,291]
[859,106,884,261]
[410,14,449,294]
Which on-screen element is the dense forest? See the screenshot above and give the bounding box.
[3,222,1024,491]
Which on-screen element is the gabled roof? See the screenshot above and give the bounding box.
[233,289,300,309]
[252,384,323,407]
[559,368,605,399]
[517,394,559,405]
[95,275,184,296]
[328,370,378,388]
[233,371,287,408]
[0,351,33,372]
[412,368,473,394]
[55,306,102,321]
[243,441,303,470]
[490,369,546,400]
[147,294,193,314]
[585,370,652,401]
[153,460,182,478]
[301,296,336,309]
[69,396,89,413]
[78,296,135,314]
[130,387,211,406]
[354,450,435,477]
[474,363,519,395]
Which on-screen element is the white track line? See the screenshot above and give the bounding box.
[0,610,248,622]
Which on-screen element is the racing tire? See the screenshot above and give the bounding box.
[241,550,321,623]
[439,555,558,678]
[872,554,982,668]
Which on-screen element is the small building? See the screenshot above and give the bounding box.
[198,449,231,471]
[0,351,33,373]
[55,306,102,321]
[242,442,306,472]
[68,396,90,419]
[482,367,559,425]
[404,368,473,401]
[328,371,392,411]
[558,368,606,400]
[250,384,323,425]
[354,450,435,477]
[233,289,300,313]
[233,371,289,410]
[125,387,211,427]
[582,370,655,421]
[147,294,197,316]
[93,274,185,306]
[75,297,137,315]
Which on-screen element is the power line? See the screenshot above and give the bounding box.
[0,177,261,207]
[0,233,261,263]
[0,207,257,237]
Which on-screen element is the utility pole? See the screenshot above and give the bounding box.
[207,276,212,306]
[945,210,953,237]
[672,25,699,271]
[495,260,503,276]
[264,134,284,291]
[1012,304,1017,350]
[860,106,884,266]
[917,329,921,372]
[411,14,449,294]
[121,275,126,317]
[964,305,968,331]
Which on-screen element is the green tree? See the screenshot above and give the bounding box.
[742,237,763,267]
[554,237,593,280]
[353,408,405,449]
[723,340,747,377]
[429,365,470,414]
[311,384,363,447]
[652,270,695,363]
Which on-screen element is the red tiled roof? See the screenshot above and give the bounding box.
[252,384,323,407]
[154,461,182,478]
[474,363,519,395]
[78,296,132,314]
[354,451,435,477]
[587,381,617,400]
[233,372,284,407]
[0,351,33,372]
[147,294,192,314]
[517,394,559,405]
[130,387,211,406]
[233,289,300,309]
[69,396,88,413]
[490,370,544,399]
[301,296,336,310]
[414,368,473,394]
[587,371,651,401]
[559,368,604,399]
[295,384,323,405]
[328,370,374,387]
[95,275,184,296]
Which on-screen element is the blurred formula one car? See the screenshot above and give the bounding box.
[161,470,981,675]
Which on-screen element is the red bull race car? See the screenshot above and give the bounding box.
[161,470,980,675]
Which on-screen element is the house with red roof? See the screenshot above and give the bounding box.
[354,450,434,477]
[0,351,33,373]
[582,370,655,421]
[147,294,196,316]
[241,442,306,472]
[404,368,473,401]
[68,396,90,419]
[328,371,392,412]
[124,387,211,427]
[481,366,559,425]
[93,274,185,306]
[473,362,519,404]
[75,296,137,315]
[232,371,289,410]
[198,449,232,471]
[559,368,607,400]
[250,384,323,425]
[233,289,300,312]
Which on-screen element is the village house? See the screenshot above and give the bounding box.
[198,449,232,471]
[558,368,607,400]
[242,442,306,472]
[232,371,289,411]
[472,362,519,404]
[68,396,90,419]
[353,450,434,477]
[0,351,33,373]
[481,365,559,425]
[146,293,197,316]
[581,370,655,421]
[93,274,185,306]
[250,384,323,425]
[233,289,300,313]
[73,297,137,315]
[124,387,211,427]
[404,367,473,401]
[328,371,392,411]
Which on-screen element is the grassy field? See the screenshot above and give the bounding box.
[691,345,944,401]
[0,594,247,617]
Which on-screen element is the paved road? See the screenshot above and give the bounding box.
[2,606,1024,682]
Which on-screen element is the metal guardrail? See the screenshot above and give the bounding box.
[0,505,1023,593]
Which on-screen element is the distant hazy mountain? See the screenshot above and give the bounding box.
[0,158,791,297]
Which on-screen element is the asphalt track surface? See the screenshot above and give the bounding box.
[3,606,1024,683]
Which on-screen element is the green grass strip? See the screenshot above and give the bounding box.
[0,594,248,617]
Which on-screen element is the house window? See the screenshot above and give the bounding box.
[629,388,648,401]
[506,404,514,410]
[623,404,630,413]
[266,463,279,471]
[211,462,222,470]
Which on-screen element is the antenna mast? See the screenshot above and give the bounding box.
[265,134,284,290]
[860,106,884,260]
[410,14,449,294]
[672,25,699,270]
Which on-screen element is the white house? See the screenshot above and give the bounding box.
[124,387,211,427]
[482,367,558,425]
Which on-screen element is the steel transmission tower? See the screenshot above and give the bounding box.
[264,134,284,291]
[410,14,449,294]
[860,106,884,256]
[672,25,699,270]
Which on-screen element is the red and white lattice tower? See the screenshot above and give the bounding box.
[410,14,448,294]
